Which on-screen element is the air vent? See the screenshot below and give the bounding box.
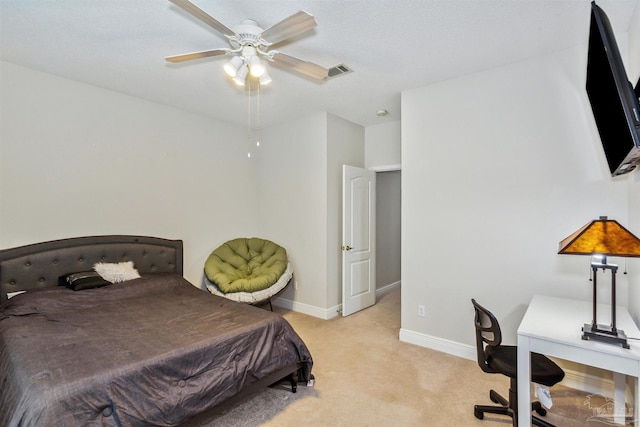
[327,64,353,79]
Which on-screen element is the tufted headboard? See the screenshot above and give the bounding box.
[0,235,183,303]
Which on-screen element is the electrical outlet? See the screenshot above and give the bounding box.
[293,280,298,290]
[418,305,425,317]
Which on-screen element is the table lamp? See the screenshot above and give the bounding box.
[558,216,640,349]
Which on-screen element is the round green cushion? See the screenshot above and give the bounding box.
[204,238,288,294]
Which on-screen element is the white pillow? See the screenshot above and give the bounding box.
[7,290,26,299]
[93,261,141,283]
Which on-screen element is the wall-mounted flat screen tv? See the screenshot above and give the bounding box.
[586,1,640,177]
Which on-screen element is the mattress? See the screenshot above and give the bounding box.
[0,273,312,426]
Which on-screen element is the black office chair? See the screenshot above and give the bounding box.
[471,299,565,427]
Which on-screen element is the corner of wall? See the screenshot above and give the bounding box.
[326,114,365,309]
[364,120,401,169]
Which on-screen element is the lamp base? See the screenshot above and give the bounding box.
[582,323,630,349]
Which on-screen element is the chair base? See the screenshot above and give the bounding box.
[253,298,274,311]
[473,380,556,427]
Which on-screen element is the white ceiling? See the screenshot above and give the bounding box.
[1,0,638,128]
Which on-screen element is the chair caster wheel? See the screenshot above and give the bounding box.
[535,407,547,416]
[474,408,484,420]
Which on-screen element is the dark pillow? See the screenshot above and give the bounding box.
[63,271,111,291]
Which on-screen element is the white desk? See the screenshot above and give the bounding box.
[517,295,640,426]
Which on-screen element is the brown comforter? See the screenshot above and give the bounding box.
[0,273,312,426]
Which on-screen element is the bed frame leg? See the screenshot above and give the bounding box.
[288,371,298,393]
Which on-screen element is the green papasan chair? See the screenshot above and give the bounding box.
[204,237,293,309]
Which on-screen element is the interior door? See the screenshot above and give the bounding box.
[342,165,376,316]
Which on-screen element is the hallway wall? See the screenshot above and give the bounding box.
[376,170,401,290]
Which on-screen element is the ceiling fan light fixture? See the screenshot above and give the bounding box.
[248,55,265,77]
[232,64,249,86]
[259,70,272,86]
[223,56,243,77]
[167,3,331,86]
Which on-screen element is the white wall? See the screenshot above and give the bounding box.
[365,120,402,292]
[365,121,401,169]
[255,113,330,312]
[400,45,633,356]
[327,113,364,309]
[255,112,364,318]
[625,2,640,322]
[0,61,258,285]
[630,0,640,81]
[0,61,366,318]
[629,172,640,324]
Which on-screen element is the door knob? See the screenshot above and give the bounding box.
[341,245,353,251]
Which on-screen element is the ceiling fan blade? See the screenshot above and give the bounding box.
[271,52,329,80]
[169,0,235,36]
[165,49,228,63]
[261,11,317,45]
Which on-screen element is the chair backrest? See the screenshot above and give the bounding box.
[471,298,503,373]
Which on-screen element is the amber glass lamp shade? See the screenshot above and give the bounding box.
[558,217,640,257]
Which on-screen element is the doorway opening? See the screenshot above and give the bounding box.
[375,169,401,315]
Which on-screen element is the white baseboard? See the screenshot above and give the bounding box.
[399,328,477,361]
[273,281,401,320]
[558,364,616,397]
[398,328,616,397]
[272,297,341,320]
[377,281,400,297]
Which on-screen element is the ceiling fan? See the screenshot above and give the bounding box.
[165,0,330,85]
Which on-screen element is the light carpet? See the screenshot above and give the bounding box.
[201,288,632,426]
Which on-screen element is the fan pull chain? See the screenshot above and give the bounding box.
[256,83,261,148]
[247,80,252,158]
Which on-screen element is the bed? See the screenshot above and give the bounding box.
[0,235,313,426]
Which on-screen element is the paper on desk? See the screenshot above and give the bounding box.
[535,384,553,408]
